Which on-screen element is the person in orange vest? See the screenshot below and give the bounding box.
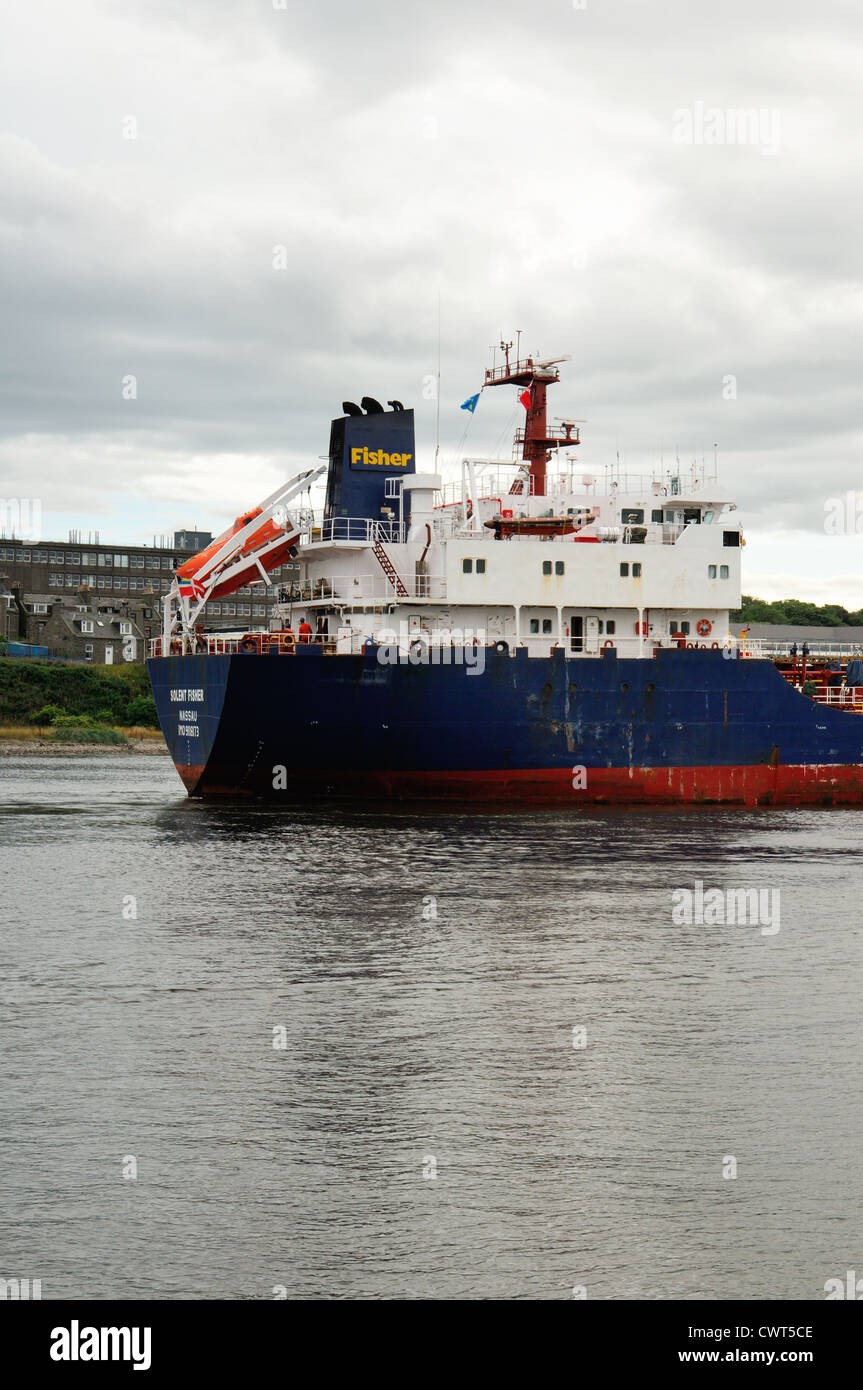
[298,619,312,644]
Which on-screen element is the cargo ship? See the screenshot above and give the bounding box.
[147,342,863,804]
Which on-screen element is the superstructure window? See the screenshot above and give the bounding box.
[720,564,729,579]
[723,531,740,547]
[621,509,644,524]
[620,563,629,576]
[542,560,552,575]
[542,619,552,634]
[651,509,663,523]
[476,558,486,574]
[529,619,539,633]
[463,558,473,573]
[708,565,717,578]
[632,563,642,578]
[606,621,616,635]
[555,561,564,576]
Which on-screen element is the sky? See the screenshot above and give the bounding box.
[1,0,862,603]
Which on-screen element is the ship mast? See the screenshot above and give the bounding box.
[483,340,578,497]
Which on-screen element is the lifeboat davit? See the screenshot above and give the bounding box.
[176,508,299,600]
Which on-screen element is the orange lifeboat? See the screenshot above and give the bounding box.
[176,509,298,600]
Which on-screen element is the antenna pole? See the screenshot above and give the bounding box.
[434,294,441,470]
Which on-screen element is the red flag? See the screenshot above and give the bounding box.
[519,389,531,411]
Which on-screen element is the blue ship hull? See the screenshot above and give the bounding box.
[147,645,863,804]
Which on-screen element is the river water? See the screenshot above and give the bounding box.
[1,753,861,1300]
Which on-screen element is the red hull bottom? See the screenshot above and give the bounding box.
[173,762,863,805]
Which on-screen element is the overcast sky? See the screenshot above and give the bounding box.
[1,0,862,602]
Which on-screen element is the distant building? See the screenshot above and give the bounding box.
[0,536,299,660]
[173,529,213,551]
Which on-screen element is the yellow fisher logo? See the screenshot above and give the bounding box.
[350,447,411,468]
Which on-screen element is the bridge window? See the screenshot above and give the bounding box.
[621,508,644,524]
[651,509,663,523]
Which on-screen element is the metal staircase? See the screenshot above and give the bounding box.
[373,541,409,597]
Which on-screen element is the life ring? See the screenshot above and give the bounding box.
[711,642,719,649]
[494,640,509,655]
[241,636,257,653]
[602,639,615,651]
[697,619,712,637]
[281,632,295,653]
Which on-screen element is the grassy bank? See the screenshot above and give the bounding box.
[0,659,159,728]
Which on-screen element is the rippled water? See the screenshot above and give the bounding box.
[1,754,862,1300]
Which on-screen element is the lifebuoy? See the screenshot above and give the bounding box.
[241,635,257,653]
[281,632,295,653]
[711,642,719,649]
[697,618,712,637]
[602,640,615,651]
[494,640,509,655]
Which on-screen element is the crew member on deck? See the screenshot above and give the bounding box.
[298,619,312,644]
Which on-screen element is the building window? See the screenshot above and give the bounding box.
[64,574,80,587]
[131,555,144,568]
[529,618,539,633]
[32,550,47,562]
[67,551,80,564]
[113,578,128,589]
[238,604,250,615]
[113,554,127,567]
[119,621,132,635]
[708,564,717,578]
[651,509,663,523]
[632,563,642,578]
[210,603,221,615]
[224,603,236,615]
[48,572,63,587]
[606,620,616,635]
[720,564,729,579]
[253,604,266,616]
[30,602,48,614]
[555,561,564,575]
[462,558,473,573]
[98,576,112,590]
[542,560,552,575]
[146,557,160,570]
[99,553,112,566]
[542,619,552,634]
[50,550,65,563]
[621,508,644,524]
[84,643,94,660]
[476,558,486,574]
[620,563,629,576]
[81,620,94,634]
[162,557,173,570]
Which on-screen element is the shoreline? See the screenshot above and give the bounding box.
[0,738,169,757]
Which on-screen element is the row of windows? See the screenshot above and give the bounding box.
[528,619,618,636]
[542,561,566,576]
[708,565,730,579]
[461,558,487,574]
[46,574,173,592]
[619,563,642,577]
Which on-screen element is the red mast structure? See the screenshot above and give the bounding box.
[483,339,579,497]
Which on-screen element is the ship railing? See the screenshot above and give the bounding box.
[319,517,406,544]
[809,685,863,710]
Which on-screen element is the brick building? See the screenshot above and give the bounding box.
[0,530,300,661]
